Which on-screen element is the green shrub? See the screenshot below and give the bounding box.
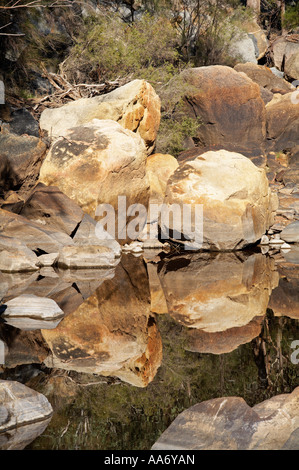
[62,12,180,84]
[283,3,299,31]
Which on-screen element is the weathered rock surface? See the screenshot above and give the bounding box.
[0,130,47,195]
[152,387,299,450]
[0,208,74,254]
[39,79,161,154]
[42,255,162,387]
[20,183,84,236]
[185,316,264,355]
[0,235,39,273]
[266,92,299,151]
[2,294,64,331]
[57,244,120,269]
[285,49,299,81]
[280,221,299,243]
[146,153,179,203]
[39,119,149,242]
[179,66,266,157]
[160,149,278,251]
[157,252,278,332]
[271,36,299,75]
[0,380,52,434]
[139,153,179,246]
[234,62,295,94]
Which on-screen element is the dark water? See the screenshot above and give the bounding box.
[0,248,299,450]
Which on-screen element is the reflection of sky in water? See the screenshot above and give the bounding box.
[0,250,298,450]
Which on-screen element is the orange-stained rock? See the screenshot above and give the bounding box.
[157,252,278,332]
[160,149,278,251]
[234,63,295,94]
[185,316,264,355]
[39,119,149,243]
[39,79,161,154]
[146,153,179,203]
[146,262,168,314]
[42,255,162,387]
[179,65,266,157]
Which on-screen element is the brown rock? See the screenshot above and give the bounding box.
[186,316,264,355]
[157,252,278,332]
[266,92,299,151]
[42,255,162,387]
[179,66,266,157]
[0,130,47,195]
[20,183,84,236]
[234,62,295,94]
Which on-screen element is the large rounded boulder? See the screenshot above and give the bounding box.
[160,149,278,251]
[39,119,149,242]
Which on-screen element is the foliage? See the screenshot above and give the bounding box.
[283,2,299,31]
[62,12,180,84]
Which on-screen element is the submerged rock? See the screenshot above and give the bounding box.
[152,387,299,450]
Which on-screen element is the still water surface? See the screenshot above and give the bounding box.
[0,249,298,450]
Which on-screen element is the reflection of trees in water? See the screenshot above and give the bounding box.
[252,309,298,396]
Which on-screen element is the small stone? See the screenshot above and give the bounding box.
[281,242,291,249]
[0,380,52,434]
[36,252,58,267]
[260,235,270,245]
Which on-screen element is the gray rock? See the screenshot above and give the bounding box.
[280,221,299,243]
[152,387,299,450]
[0,235,39,273]
[3,294,64,321]
[57,245,120,269]
[0,380,53,434]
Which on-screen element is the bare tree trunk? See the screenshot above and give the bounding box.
[277,0,286,31]
[246,0,260,14]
